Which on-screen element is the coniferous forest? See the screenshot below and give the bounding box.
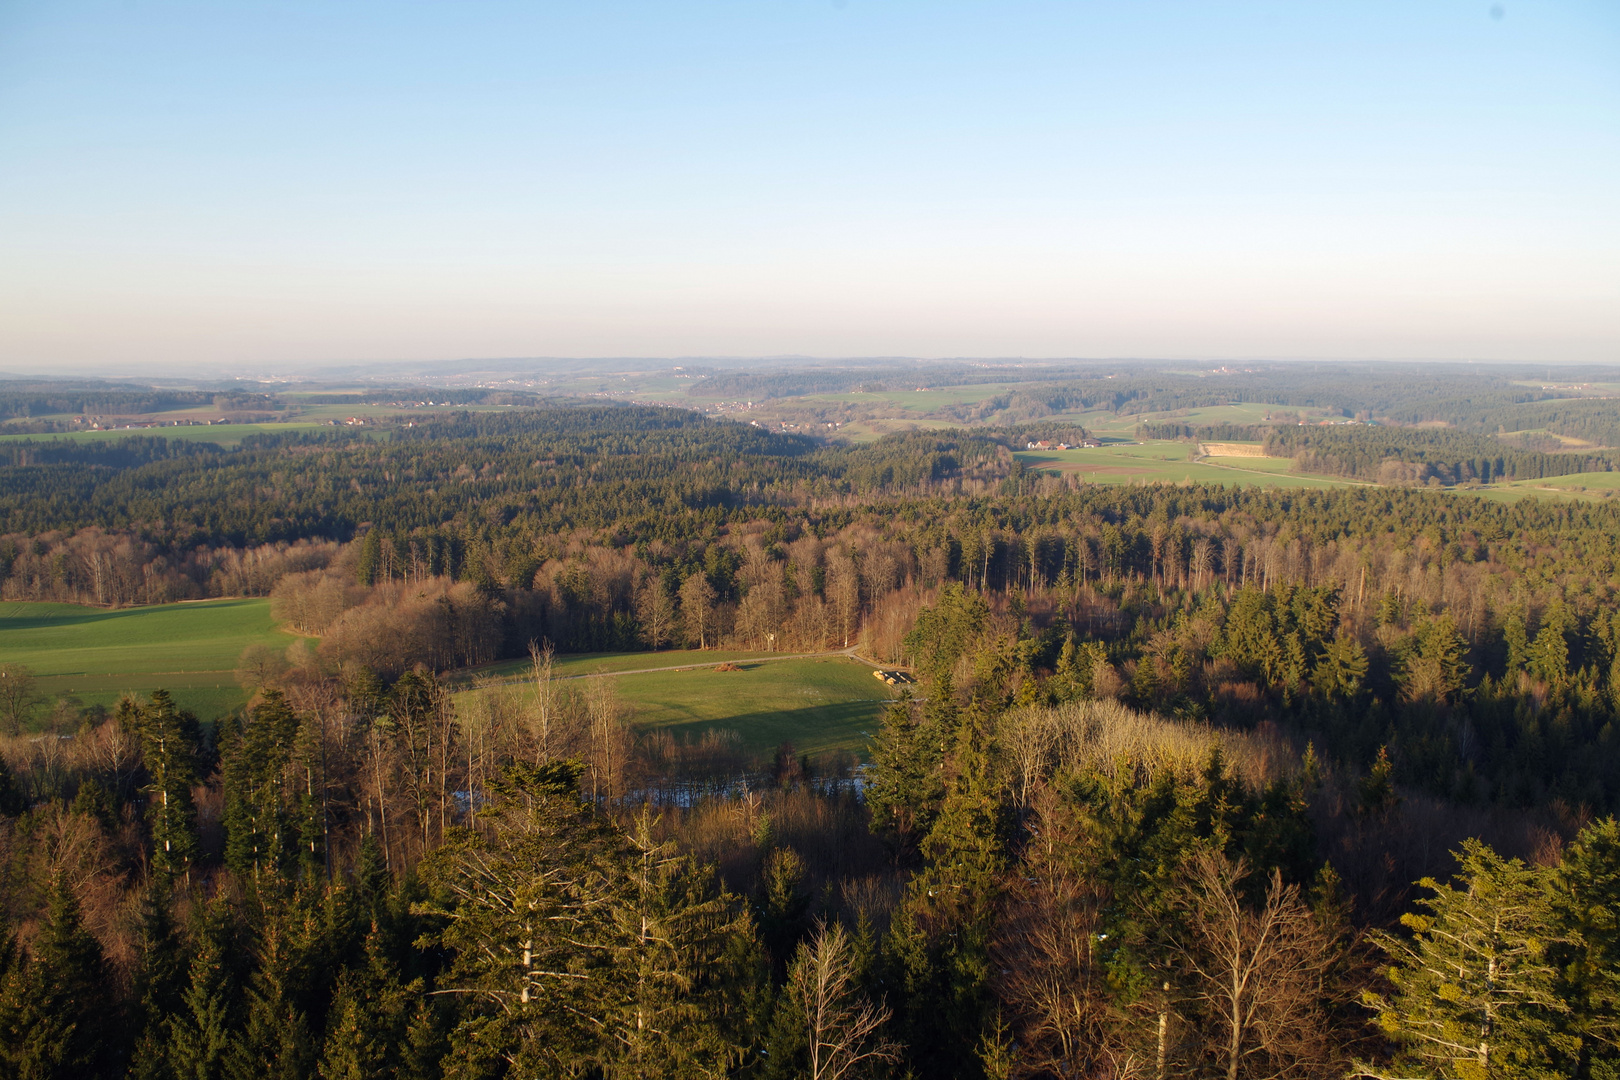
[2,384,1620,1079]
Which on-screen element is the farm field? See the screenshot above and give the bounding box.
[0,422,329,447]
[1480,471,1620,502]
[785,381,1021,413]
[0,598,295,721]
[1046,401,1346,436]
[1014,440,1368,490]
[462,654,897,758]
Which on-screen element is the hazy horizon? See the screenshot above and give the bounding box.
[2,1,1617,373]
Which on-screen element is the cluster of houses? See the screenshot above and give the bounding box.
[79,417,228,430]
[1025,438,1102,450]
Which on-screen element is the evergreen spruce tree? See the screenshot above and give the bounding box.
[396,1002,447,1080]
[1312,631,1369,702]
[1502,613,1531,678]
[222,691,303,880]
[864,696,944,859]
[756,846,811,976]
[1551,817,1620,1080]
[1362,840,1570,1080]
[420,762,763,1078]
[0,751,24,815]
[120,690,201,884]
[884,705,1006,1080]
[225,913,320,1080]
[356,530,384,587]
[128,881,188,1080]
[167,900,242,1080]
[318,923,422,1080]
[0,874,111,1079]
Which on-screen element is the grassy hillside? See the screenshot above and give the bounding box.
[0,597,295,720]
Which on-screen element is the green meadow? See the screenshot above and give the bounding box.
[0,423,328,447]
[1471,471,1620,502]
[463,654,898,758]
[0,598,295,721]
[1014,440,1369,490]
[0,592,895,750]
[614,656,897,757]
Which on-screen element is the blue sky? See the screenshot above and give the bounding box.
[0,1,1616,371]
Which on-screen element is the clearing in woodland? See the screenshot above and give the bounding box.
[0,598,293,721]
[464,654,896,758]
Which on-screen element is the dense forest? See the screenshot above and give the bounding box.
[1131,422,1616,486]
[700,360,1620,432]
[1261,426,1615,484]
[3,394,1620,1077]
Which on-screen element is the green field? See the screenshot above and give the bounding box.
[615,656,897,756]
[1479,471,1620,502]
[1017,438,1610,501]
[464,654,899,758]
[792,381,1020,413]
[0,422,329,447]
[0,598,296,720]
[1015,440,1370,490]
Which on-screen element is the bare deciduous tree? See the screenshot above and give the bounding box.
[993,791,1119,1078]
[826,554,861,649]
[0,664,42,736]
[787,921,899,1080]
[636,576,675,650]
[1149,852,1354,1080]
[679,572,716,649]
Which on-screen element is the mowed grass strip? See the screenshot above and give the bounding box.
[0,598,296,719]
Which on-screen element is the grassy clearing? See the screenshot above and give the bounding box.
[1018,438,1380,491]
[462,655,897,758]
[1204,454,1303,474]
[1480,471,1620,502]
[1015,441,1352,489]
[613,656,896,756]
[0,598,296,720]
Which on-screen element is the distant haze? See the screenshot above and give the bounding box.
[0,1,1616,374]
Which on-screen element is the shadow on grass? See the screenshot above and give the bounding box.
[631,700,889,757]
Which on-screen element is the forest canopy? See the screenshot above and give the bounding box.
[3,369,1620,1078]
